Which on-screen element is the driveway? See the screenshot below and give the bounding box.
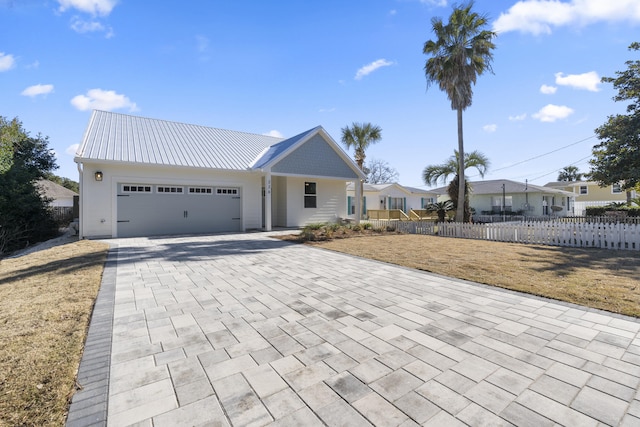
[66,232,640,426]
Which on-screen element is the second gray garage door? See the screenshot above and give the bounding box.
[117,184,241,238]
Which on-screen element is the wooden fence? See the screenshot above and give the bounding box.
[368,219,640,251]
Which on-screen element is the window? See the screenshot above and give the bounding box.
[492,196,513,212]
[157,186,184,194]
[189,187,213,194]
[122,184,152,193]
[216,188,238,195]
[579,185,588,195]
[612,183,622,194]
[389,197,404,210]
[304,182,317,208]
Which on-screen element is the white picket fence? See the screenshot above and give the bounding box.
[370,220,640,251]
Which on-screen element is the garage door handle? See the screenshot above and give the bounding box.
[184,210,188,218]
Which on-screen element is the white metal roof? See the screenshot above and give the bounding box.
[75,110,285,170]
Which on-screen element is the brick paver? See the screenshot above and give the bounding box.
[67,232,640,426]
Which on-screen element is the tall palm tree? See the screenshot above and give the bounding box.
[423,150,489,222]
[423,1,496,222]
[341,122,382,218]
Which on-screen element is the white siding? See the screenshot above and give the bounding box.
[284,177,346,226]
[79,163,262,238]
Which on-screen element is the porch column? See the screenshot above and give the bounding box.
[265,171,272,231]
[355,179,361,225]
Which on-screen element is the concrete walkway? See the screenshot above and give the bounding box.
[66,232,640,426]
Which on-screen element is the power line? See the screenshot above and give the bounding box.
[490,135,595,173]
[527,155,592,183]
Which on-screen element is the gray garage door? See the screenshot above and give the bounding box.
[117,184,241,238]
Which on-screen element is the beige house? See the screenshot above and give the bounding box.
[544,181,637,215]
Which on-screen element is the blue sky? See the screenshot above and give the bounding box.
[2,0,639,188]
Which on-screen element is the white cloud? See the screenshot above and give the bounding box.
[57,0,117,16]
[21,84,54,97]
[540,84,557,94]
[71,89,138,112]
[493,0,640,35]
[555,71,600,92]
[509,113,527,121]
[263,130,284,138]
[70,16,114,37]
[532,104,574,122]
[319,107,336,113]
[0,52,16,71]
[483,124,497,132]
[355,59,394,80]
[389,9,397,16]
[420,0,447,6]
[66,144,79,156]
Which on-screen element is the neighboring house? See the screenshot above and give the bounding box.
[545,181,637,215]
[74,110,365,239]
[35,179,77,207]
[346,182,438,218]
[432,179,575,217]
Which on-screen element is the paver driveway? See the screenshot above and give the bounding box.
[66,232,640,426]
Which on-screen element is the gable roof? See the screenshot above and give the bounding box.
[347,183,437,195]
[75,110,283,171]
[36,179,77,199]
[75,111,364,180]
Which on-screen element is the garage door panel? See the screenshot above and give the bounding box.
[117,185,242,238]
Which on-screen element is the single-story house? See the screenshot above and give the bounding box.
[545,180,637,215]
[346,182,438,219]
[74,110,365,239]
[35,179,77,207]
[432,179,575,217]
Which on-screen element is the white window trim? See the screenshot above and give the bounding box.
[121,184,153,193]
[157,185,184,194]
[579,185,588,195]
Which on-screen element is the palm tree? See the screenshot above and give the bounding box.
[557,166,582,182]
[427,200,454,223]
[423,2,496,222]
[423,150,489,222]
[341,122,382,218]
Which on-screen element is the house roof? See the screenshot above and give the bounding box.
[431,179,574,196]
[75,111,364,180]
[249,127,320,170]
[36,179,77,199]
[75,110,284,171]
[347,182,437,195]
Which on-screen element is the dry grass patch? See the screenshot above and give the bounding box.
[0,240,108,426]
[308,234,640,318]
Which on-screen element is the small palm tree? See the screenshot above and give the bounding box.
[423,150,488,222]
[424,2,496,222]
[341,122,382,218]
[428,200,454,223]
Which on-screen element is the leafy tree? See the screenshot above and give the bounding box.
[0,117,58,254]
[423,150,489,222]
[341,122,382,218]
[423,1,496,222]
[364,158,399,184]
[557,165,583,182]
[589,42,640,191]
